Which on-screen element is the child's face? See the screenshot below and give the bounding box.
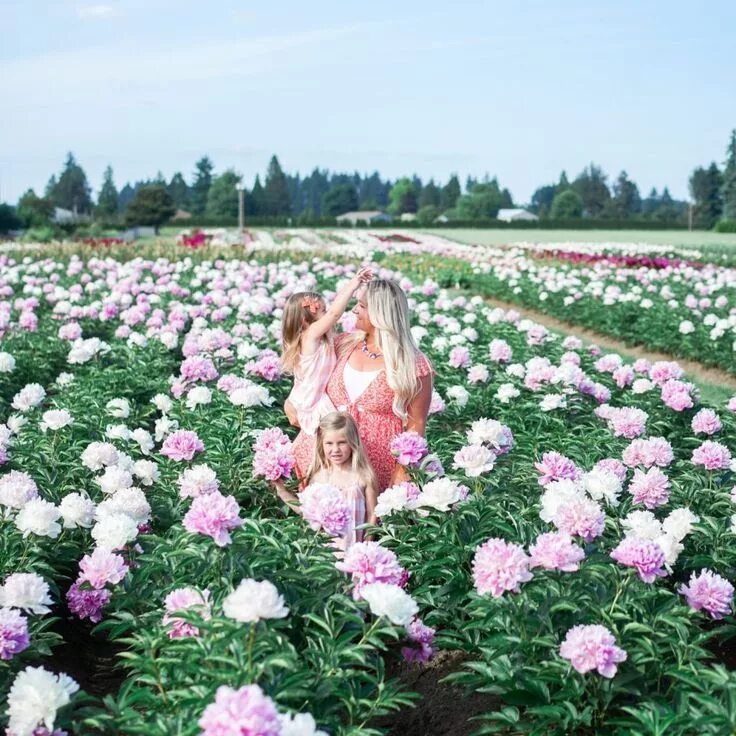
[322,429,352,467]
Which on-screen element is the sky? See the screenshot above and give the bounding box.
[1,0,735,205]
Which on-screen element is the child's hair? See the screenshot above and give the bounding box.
[281,291,327,374]
[306,412,377,489]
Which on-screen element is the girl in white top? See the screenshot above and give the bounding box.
[281,268,372,435]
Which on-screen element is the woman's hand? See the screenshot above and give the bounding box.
[284,399,300,427]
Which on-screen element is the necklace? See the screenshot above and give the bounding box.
[361,337,383,359]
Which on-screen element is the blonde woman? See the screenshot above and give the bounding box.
[291,278,433,491]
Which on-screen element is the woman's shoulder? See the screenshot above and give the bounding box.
[414,350,434,378]
[335,331,359,353]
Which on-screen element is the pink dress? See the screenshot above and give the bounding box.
[332,480,366,552]
[292,334,432,491]
[287,338,337,436]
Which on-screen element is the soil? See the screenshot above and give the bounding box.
[373,650,499,736]
[480,295,736,391]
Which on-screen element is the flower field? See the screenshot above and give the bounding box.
[1,235,736,735]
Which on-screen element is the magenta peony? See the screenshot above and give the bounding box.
[183,491,243,546]
[678,569,734,619]
[610,538,667,583]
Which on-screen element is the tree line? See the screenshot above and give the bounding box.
[2,129,736,233]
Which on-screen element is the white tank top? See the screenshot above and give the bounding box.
[344,361,382,403]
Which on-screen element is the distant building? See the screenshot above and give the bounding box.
[399,213,417,222]
[435,214,450,223]
[336,210,391,226]
[52,207,91,224]
[172,209,192,221]
[497,208,538,222]
[121,226,157,241]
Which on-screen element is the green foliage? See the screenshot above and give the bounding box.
[96,166,119,220]
[190,157,215,215]
[572,164,611,217]
[48,152,93,214]
[608,171,641,218]
[455,180,512,220]
[205,169,242,218]
[440,175,462,211]
[416,205,440,225]
[689,163,722,229]
[0,203,21,232]
[388,178,418,216]
[418,180,441,209]
[322,183,359,216]
[721,129,736,220]
[124,185,175,231]
[714,219,736,233]
[167,172,190,210]
[550,189,583,219]
[263,155,292,216]
[17,188,55,227]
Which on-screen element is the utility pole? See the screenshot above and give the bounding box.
[237,186,245,232]
[688,201,693,232]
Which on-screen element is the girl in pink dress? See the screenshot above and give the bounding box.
[281,268,371,438]
[291,279,433,495]
[273,412,377,550]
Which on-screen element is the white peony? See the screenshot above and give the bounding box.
[55,372,75,387]
[91,512,139,550]
[540,394,567,412]
[106,398,131,418]
[361,582,418,626]
[59,493,96,528]
[679,320,695,335]
[279,712,328,736]
[416,477,465,512]
[39,409,73,432]
[81,442,119,471]
[151,393,173,413]
[96,466,133,495]
[186,386,212,410]
[67,337,109,364]
[105,424,131,441]
[7,415,28,434]
[154,416,179,442]
[621,510,662,540]
[452,444,495,477]
[222,579,289,623]
[229,383,273,408]
[0,471,39,509]
[0,352,16,373]
[15,499,62,539]
[96,487,151,526]
[539,480,586,523]
[655,533,684,571]
[130,428,154,455]
[374,484,415,518]
[506,363,526,379]
[133,459,159,486]
[661,508,700,542]
[446,385,469,408]
[496,383,520,404]
[582,468,622,507]
[11,384,46,412]
[631,378,654,394]
[0,572,53,614]
[6,665,79,736]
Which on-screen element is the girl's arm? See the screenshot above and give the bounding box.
[302,268,371,349]
[272,480,300,513]
[365,481,378,526]
[284,398,300,427]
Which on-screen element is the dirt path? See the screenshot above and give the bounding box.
[481,296,736,392]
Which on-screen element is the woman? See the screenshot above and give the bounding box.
[291,278,433,492]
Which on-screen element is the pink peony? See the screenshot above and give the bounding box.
[299,483,351,537]
[245,351,282,382]
[180,356,218,382]
[610,538,667,583]
[401,617,436,664]
[78,549,129,590]
[199,684,281,736]
[66,581,111,623]
[161,430,205,461]
[163,587,211,638]
[691,408,722,436]
[679,569,734,620]
[183,491,243,546]
[252,429,295,481]
[390,432,429,467]
[660,379,695,412]
[691,441,732,471]
[335,542,407,600]
[472,538,533,597]
[605,407,648,439]
[627,467,671,509]
[528,532,585,572]
[552,497,605,542]
[448,346,471,369]
[593,458,628,482]
[622,437,674,469]
[488,339,512,363]
[0,607,30,660]
[648,361,684,385]
[534,451,582,487]
[559,624,627,678]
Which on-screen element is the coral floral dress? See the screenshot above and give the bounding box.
[292,334,432,491]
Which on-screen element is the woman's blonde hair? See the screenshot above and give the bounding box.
[306,412,376,489]
[341,279,427,422]
[281,291,326,374]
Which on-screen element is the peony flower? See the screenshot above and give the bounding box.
[528,532,585,572]
[361,582,418,626]
[691,408,722,436]
[222,579,289,623]
[229,382,274,408]
[163,587,211,638]
[446,385,469,407]
[0,470,39,509]
[401,617,436,664]
[559,624,627,678]
[621,510,663,541]
[0,352,16,373]
[279,712,328,736]
[374,482,420,518]
[177,464,219,499]
[335,541,407,600]
[472,538,532,597]
[661,508,700,541]
[15,499,62,539]
[183,491,243,547]
[466,418,514,454]
[91,512,139,551]
[11,383,46,412]
[299,483,351,537]
[552,497,605,542]
[132,458,159,485]
[415,477,468,512]
[535,451,581,486]
[622,437,674,468]
[390,432,429,467]
[81,442,119,471]
[0,607,31,661]
[627,467,671,509]
[0,573,53,615]
[610,538,667,583]
[496,383,520,404]
[105,398,131,418]
[453,444,495,477]
[199,684,280,736]
[39,409,73,432]
[679,569,734,619]
[95,465,133,495]
[78,549,129,589]
[66,582,111,623]
[691,441,732,471]
[161,429,205,462]
[582,468,622,507]
[6,666,79,736]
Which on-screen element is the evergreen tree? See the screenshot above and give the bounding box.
[302,168,330,215]
[689,163,723,229]
[556,171,570,192]
[550,189,583,219]
[531,184,556,216]
[609,171,641,219]
[359,171,388,209]
[118,183,136,213]
[17,189,54,227]
[167,172,190,210]
[388,178,418,215]
[287,173,303,215]
[440,175,461,210]
[49,152,93,214]
[44,176,57,198]
[418,180,440,209]
[322,184,358,216]
[190,156,214,215]
[124,185,175,232]
[206,169,242,218]
[456,181,505,220]
[263,155,291,215]
[248,175,266,216]
[722,129,736,220]
[96,165,119,220]
[0,204,21,232]
[572,164,610,217]
[641,187,659,217]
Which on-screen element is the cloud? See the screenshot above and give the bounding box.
[76,4,115,19]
